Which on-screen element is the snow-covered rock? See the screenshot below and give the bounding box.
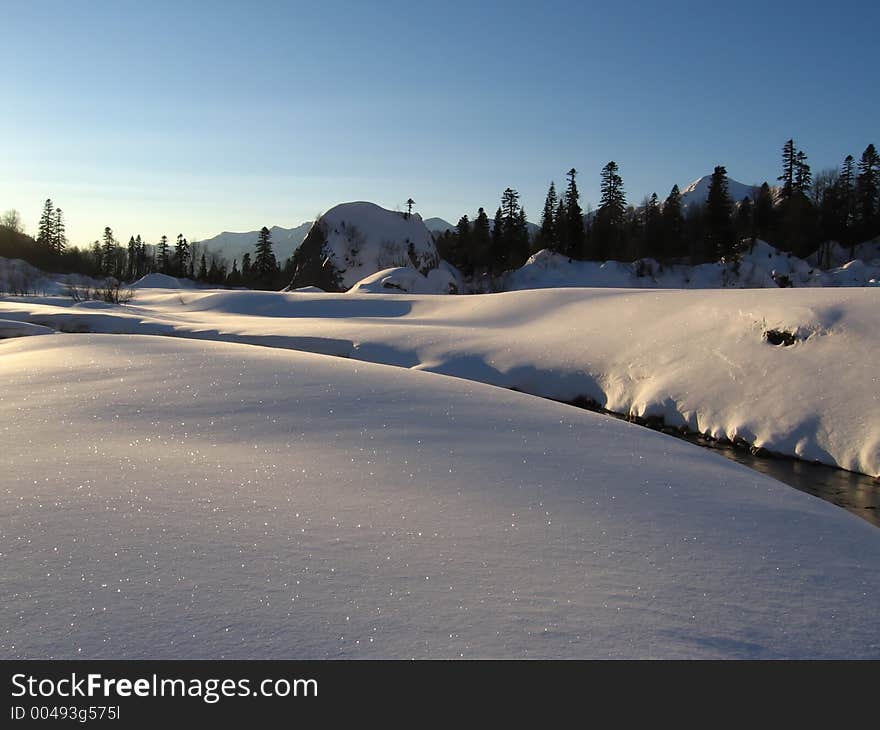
[289,202,442,291]
[348,263,461,295]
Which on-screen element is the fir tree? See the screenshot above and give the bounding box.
[101,226,118,276]
[594,161,626,260]
[241,252,252,282]
[753,182,775,240]
[795,150,812,194]
[472,207,491,275]
[198,253,208,280]
[778,139,797,200]
[455,214,472,275]
[643,193,662,258]
[127,236,136,280]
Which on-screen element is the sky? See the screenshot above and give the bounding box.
[2,0,878,246]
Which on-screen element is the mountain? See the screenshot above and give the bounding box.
[198,223,313,264]
[288,202,441,291]
[679,175,763,211]
[425,215,541,238]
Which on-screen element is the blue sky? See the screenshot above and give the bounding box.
[2,0,878,246]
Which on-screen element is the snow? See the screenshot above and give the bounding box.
[679,174,762,210]
[198,223,312,263]
[130,272,198,289]
[505,241,880,291]
[347,264,462,294]
[2,283,878,476]
[2,333,879,659]
[317,202,441,289]
[0,318,54,338]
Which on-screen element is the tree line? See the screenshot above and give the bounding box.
[436,141,880,277]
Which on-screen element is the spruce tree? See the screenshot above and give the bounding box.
[174,234,190,277]
[855,143,880,241]
[157,235,170,273]
[753,182,775,241]
[127,236,136,280]
[562,168,585,258]
[37,198,56,251]
[778,139,797,200]
[643,193,662,258]
[254,226,278,284]
[472,207,491,275]
[704,166,735,261]
[455,215,472,275]
[661,184,684,259]
[198,253,208,281]
[53,208,66,255]
[405,198,415,219]
[539,181,560,253]
[490,207,504,274]
[101,226,118,276]
[594,161,626,260]
[795,150,812,194]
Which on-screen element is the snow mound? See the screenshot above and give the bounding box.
[348,264,460,294]
[130,273,197,289]
[505,241,880,291]
[0,318,54,338]
[3,334,880,658]
[317,202,441,289]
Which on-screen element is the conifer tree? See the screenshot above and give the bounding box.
[753,182,775,240]
[254,226,278,284]
[405,198,415,219]
[855,143,880,240]
[157,235,170,273]
[562,168,585,257]
[778,139,797,200]
[795,150,812,194]
[455,215,472,275]
[704,166,735,261]
[539,181,559,253]
[490,207,504,273]
[101,226,118,276]
[127,236,136,280]
[198,253,208,280]
[174,234,190,277]
[643,193,662,258]
[661,184,684,258]
[594,161,626,260]
[53,208,66,255]
[241,252,252,283]
[37,198,56,251]
[472,207,491,274]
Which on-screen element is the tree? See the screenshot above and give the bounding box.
[454,214,472,274]
[562,168,585,257]
[661,184,684,259]
[198,253,208,280]
[593,161,626,260]
[795,150,812,194]
[704,166,735,261]
[37,198,56,251]
[539,181,560,253]
[254,226,278,284]
[126,236,136,280]
[101,226,118,276]
[472,207,491,275]
[53,208,66,255]
[855,143,880,241]
[174,234,190,277]
[157,235,170,273]
[405,198,415,219]
[778,139,797,200]
[753,182,775,241]
[1,209,23,233]
[643,193,662,258]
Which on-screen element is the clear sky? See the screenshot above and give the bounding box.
[2,0,878,246]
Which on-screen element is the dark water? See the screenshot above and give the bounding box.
[562,398,880,528]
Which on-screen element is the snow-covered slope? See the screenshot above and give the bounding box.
[198,223,312,264]
[680,175,762,210]
[2,333,879,659]
[2,285,878,476]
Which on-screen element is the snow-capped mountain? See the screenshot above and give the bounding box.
[679,175,763,210]
[198,222,313,264]
[425,215,541,238]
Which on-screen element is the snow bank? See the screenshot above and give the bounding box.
[2,334,879,658]
[348,264,461,294]
[0,318,54,338]
[505,241,880,291]
[3,285,877,476]
[130,272,197,289]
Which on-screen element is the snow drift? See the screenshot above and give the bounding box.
[2,334,879,659]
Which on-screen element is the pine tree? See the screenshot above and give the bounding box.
[539,181,559,253]
[254,226,278,284]
[37,198,56,251]
[795,150,812,194]
[643,193,662,258]
[134,235,146,277]
[405,198,415,219]
[455,214,472,275]
[198,253,208,280]
[562,168,585,258]
[855,143,880,241]
[490,207,504,274]
[53,208,66,255]
[704,166,735,261]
